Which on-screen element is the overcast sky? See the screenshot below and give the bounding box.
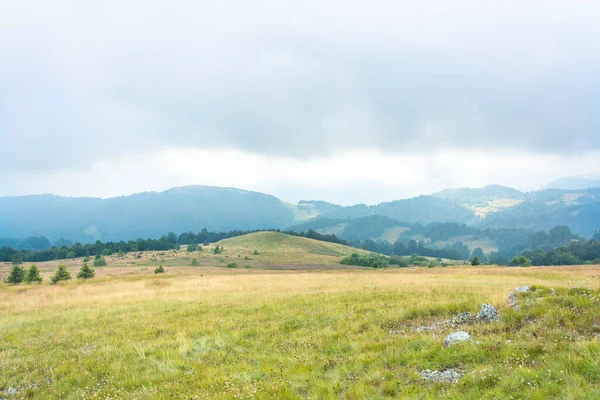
[2,1,600,204]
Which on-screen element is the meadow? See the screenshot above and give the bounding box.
[2,233,600,399]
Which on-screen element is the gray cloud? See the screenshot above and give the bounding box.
[2,0,600,171]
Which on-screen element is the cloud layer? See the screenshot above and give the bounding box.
[2,0,600,174]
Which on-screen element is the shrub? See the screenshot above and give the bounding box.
[471,256,480,266]
[6,265,25,285]
[77,262,96,280]
[24,265,43,283]
[253,250,259,255]
[341,253,389,268]
[66,251,76,259]
[187,244,199,252]
[51,265,71,284]
[154,265,165,274]
[83,256,90,262]
[226,263,238,268]
[191,258,199,266]
[93,255,107,267]
[213,246,222,255]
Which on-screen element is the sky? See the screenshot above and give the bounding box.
[1,1,600,205]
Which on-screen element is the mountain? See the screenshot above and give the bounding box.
[310,196,475,224]
[0,186,298,242]
[479,187,600,237]
[543,176,600,190]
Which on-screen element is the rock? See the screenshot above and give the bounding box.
[508,286,531,309]
[476,303,499,322]
[6,388,16,395]
[443,331,472,347]
[420,368,462,382]
[450,312,474,326]
[515,286,531,293]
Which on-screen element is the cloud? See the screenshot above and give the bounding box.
[3,147,600,205]
[1,0,600,174]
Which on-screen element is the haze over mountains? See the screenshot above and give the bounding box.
[1,177,599,247]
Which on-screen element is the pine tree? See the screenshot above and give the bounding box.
[471,256,480,266]
[6,265,25,285]
[24,264,43,283]
[154,265,165,274]
[51,264,72,284]
[77,262,96,280]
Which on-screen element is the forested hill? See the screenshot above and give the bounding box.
[0,186,297,243]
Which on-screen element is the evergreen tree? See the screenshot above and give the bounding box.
[154,265,165,274]
[190,258,199,266]
[24,264,43,283]
[51,264,72,284]
[471,256,480,266]
[77,262,96,280]
[6,265,25,285]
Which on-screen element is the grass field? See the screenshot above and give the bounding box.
[2,234,600,398]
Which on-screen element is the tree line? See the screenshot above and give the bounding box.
[0,228,345,264]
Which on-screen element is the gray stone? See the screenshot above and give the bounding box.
[476,303,499,322]
[420,369,462,382]
[6,388,16,395]
[450,312,474,326]
[443,331,472,347]
[515,286,531,293]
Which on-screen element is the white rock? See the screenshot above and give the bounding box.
[443,331,472,347]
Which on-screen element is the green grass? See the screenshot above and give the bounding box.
[2,242,600,398]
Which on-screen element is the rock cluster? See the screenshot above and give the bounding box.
[420,369,462,382]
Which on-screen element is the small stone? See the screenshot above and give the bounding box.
[6,388,16,395]
[420,368,462,382]
[476,303,499,322]
[443,331,472,347]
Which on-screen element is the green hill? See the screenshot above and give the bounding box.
[217,231,368,267]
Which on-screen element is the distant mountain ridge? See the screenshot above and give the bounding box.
[1,183,600,243]
[543,176,600,190]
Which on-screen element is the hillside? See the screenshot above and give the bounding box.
[313,196,475,224]
[0,186,297,243]
[217,231,368,267]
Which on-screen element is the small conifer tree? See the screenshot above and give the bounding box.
[24,264,43,283]
[191,258,199,266]
[51,264,72,284]
[6,265,25,285]
[471,256,480,266]
[154,265,165,274]
[253,249,259,255]
[77,262,96,280]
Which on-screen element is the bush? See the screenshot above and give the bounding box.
[51,265,71,284]
[6,265,25,285]
[66,251,76,259]
[77,262,96,280]
[24,265,43,283]
[226,263,238,268]
[213,246,223,255]
[253,250,259,255]
[154,265,165,274]
[341,252,389,268]
[93,255,107,267]
[187,244,199,252]
[191,258,199,266]
[471,256,480,266]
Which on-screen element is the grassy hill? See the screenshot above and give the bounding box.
[216,231,368,267]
